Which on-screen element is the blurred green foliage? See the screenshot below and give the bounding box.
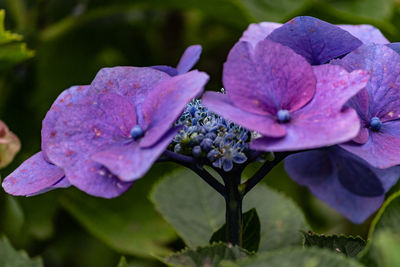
[0,0,400,266]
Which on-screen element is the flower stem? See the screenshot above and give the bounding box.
[242,152,290,195]
[220,169,243,246]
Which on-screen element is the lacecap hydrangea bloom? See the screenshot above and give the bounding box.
[202,16,400,223]
[2,46,209,198]
[286,43,400,223]
[202,39,369,152]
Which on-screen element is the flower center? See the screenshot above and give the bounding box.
[369,117,382,132]
[277,109,290,123]
[130,125,144,140]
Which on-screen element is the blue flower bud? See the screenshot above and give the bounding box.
[192,146,202,158]
[200,138,213,151]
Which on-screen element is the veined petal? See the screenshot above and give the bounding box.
[177,45,202,74]
[335,44,400,122]
[201,91,286,137]
[239,22,281,49]
[140,70,208,147]
[341,120,400,168]
[339,25,389,44]
[250,65,368,151]
[45,93,136,171]
[92,127,178,181]
[267,16,362,65]
[223,40,316,115]
[2,152,65,196]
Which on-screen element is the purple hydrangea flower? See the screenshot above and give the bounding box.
[332,44,400,169]
[3,48,208,198]
[285,146,400,223]
[240,16,388,62]
[202,39,369,152]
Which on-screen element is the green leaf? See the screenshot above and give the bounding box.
[0,10,34,68]
[210,208,261,252]
[117,257,128,267]
[318,0,396,22]
[151,169,225,248]
[220,247,364,267]
[302,231,365,257]
[238,0,310,22]
[368,230,400,267]
[151,169,309,251]
[361,191,400,265]
[60,163,177,258]
[0,236,43,267]
[162,243,249,267]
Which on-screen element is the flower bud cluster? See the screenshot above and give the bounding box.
[172,99,250,171]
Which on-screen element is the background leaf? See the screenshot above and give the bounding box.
[151,169,309,251]
[238,0,311,22]
[302,231,365,257]
[220,247,364,267]
[0,236,43,267]
[162,243,249,267]
[59,163,178,258]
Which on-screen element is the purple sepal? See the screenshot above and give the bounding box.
[341,120,400,169]
[386,43,400,54]
[239,22,281,49]
[177,45,202,74]
[151,65,178,76]
[151,45,202,76]
[285,147,400,224]
[223,40,316,116]
[92,126,179,181]
[267,16,362,65]
[250,65,369,151]
[338,25,389,44]
[140,70,209,147]
[2,152,65,196]
[201,91,286,137]
[42,85,89,160]
[334,44,400,168]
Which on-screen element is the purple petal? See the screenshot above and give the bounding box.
[267,16,362,65]
[339,25,389,44]
[92,127,178,181]
[386,43,400,54]
[89,67,170,125]
[64,158,132,198]
[239,22,282,49]
[353,127,369,144]
[150,65,178,76]
[341,120,400,168]
[176,45,202,74]
[28,177,71,197]
[45,92,135,167]
[42,85,89,160]
[201,92,286,137]
[223,40,316,116]
[140,70,209,147]
[285,147,400,223]
[250,65,369,151]
[335,44,400,122]
[2,152,65,196]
